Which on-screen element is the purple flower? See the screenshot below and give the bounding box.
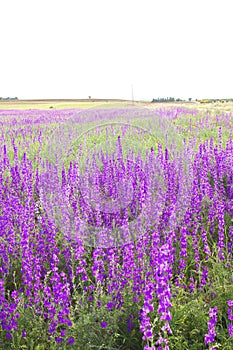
[133,295,140,303]
[11,291,18,299]
[144,345,155,350]
[56,337,63,343]
[228,323,233,338]
[143,329,153,339]
[67,337,75,345]
[127,316,134,333]
[100,321,108,329]
[227,300,233,337]
[205,307,218,345]
[60,329,66,337]
[107,301,114,310]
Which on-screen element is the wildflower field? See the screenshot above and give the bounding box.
[0,105,232,349]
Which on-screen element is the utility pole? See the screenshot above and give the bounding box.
[131,84,134,105]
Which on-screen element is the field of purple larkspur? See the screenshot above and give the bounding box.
[0,106,232,349]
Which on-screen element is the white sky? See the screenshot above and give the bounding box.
[0,0,232,101]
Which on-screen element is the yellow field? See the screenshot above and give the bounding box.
[0,99,133,110]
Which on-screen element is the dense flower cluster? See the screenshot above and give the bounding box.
[227,300,233,338]
[204,306,218,346]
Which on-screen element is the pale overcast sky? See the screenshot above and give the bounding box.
[0,0,232,101]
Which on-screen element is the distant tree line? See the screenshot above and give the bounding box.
[151,97,233,103]
[151,97,186,103]
[0,97,18,100]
